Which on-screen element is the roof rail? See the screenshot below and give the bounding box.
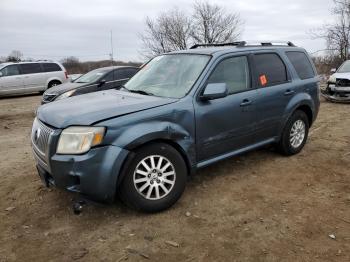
[190,42,247,49]
[190,41,295,49]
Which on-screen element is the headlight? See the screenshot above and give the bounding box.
[57,126,105,154]
[56,90,76,101]
[328,74,336,83]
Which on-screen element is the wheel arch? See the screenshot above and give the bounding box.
[115,138,194,193]
[46,78,62,89]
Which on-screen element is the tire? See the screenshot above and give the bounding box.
[118,143,187,212]
[277,110,309,156]
[48,80,61,89]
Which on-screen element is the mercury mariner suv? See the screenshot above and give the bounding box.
[31,41,320,212]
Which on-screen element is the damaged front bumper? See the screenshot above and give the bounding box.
[321,80,350,103]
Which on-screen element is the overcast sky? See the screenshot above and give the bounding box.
[0,0,334,62]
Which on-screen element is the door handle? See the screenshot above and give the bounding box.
[284,89,295,96]
[240,99,252,107]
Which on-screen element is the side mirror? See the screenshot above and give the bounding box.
[98,79,106,87]
[200,83,228,101]
[330,68,337,73]
[0,72,3,77]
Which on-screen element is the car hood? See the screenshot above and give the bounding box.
[37,90,178,128]
[331,72,350,80]
[44,82,88,95]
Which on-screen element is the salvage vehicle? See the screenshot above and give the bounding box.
[42,66,139,103]
[322,60,350,103]
[31,41,320,212]
[0,61,68,97]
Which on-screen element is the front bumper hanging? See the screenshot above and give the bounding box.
[322,79,350,103]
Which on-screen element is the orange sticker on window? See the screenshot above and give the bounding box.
[259,74,268,86]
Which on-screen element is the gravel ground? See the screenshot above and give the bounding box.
[0,94,349,262]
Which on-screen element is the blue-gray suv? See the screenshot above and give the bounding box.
[31,41,320,212]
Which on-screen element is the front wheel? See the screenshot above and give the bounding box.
[118,143,187,212]
[278,110,309,156]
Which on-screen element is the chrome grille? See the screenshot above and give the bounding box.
[31,118,54,156]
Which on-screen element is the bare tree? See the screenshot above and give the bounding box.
[190,1,243,44]
[139,1,244,58]
[312,0,350,61]
[140,8,192,58]
[6,50,23,62]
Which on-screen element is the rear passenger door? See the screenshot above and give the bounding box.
[252,52,294,141]
[20,63,45,91]
[195,54,258,162]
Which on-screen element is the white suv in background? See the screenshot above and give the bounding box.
[0,61,68,97]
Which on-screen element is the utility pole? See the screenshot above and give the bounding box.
[110,30,114,66]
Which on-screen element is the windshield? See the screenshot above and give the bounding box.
[124,54,210,98]
[74,68,109,83]
[338,60,350,73]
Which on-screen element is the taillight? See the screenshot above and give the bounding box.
[65,71,68,79]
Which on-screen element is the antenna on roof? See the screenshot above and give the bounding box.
[110,30,114,66]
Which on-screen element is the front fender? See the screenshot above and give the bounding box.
[108,121,196,169]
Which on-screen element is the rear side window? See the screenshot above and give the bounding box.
[254,53,287,87]
[41,63,62,72]
[117,69,136,80]
[20,63,42,74]
[207,56,250,94]
[124,68,138,78]
[286,51,315,79]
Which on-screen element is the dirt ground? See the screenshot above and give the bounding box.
[0,94,349,262]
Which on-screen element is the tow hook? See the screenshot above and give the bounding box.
[72,200,86,215]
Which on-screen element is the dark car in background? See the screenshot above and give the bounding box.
[42,66,139,103]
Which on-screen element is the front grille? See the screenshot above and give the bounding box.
[43,93,57,102]
[31,118,55,156]
[336,78,350,87]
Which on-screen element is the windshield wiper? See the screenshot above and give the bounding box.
[120,85,154,96]
[129,90,154,96]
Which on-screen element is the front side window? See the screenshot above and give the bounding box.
[207,56,250,94]
[254,53,287,87]
[1,65,20,76]
[124,54,210,98]
[337,60,350,73]
[286,51,315,79]
[20,63,42,74]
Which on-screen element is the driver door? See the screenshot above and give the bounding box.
[194,55,258,162]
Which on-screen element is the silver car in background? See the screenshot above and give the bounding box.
[0,61,68,97]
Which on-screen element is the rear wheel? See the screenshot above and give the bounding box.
[48,80,61,89]
[278,110,309,156]
[118,143,187,212]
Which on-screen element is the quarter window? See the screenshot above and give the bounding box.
[1,65,20,76]
[286,51,315,79]
[254,53,287,87]
[41,63,62,72]
[20,63,42,74]
[207,56,250,94]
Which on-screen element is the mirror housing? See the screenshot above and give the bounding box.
[98,79,106,87]
[200,83,228,101]
[330,68,337,73]
[0,72,3,77]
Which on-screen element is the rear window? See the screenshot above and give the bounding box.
[286,51,315,79]
[254,53,287,87]
[41,63,62,72]
[20,63,42,74]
